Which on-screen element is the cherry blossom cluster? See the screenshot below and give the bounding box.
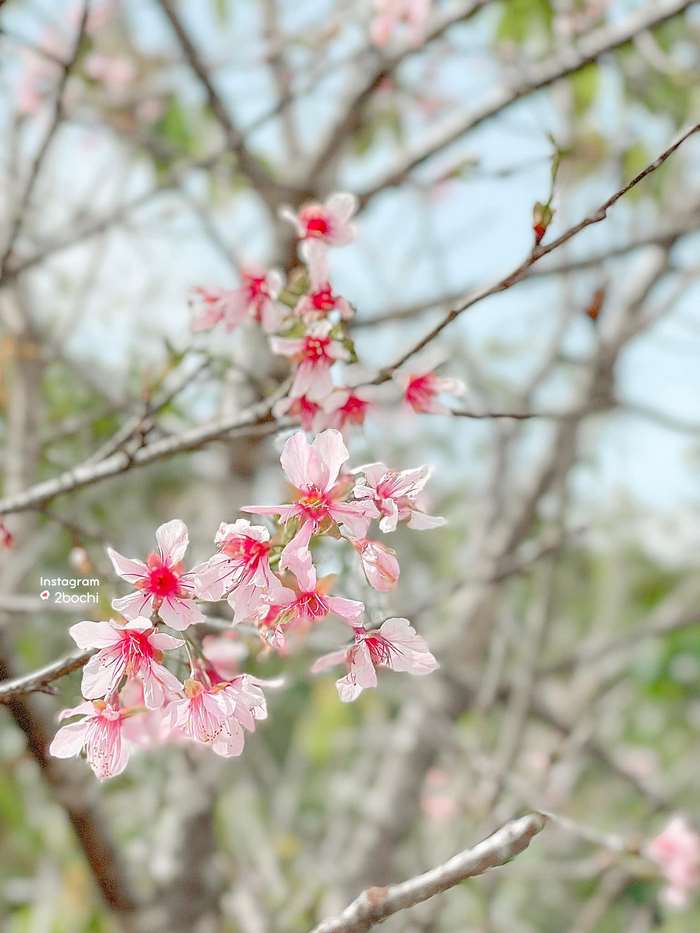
[50,429,440,780]
[189,191,465,427]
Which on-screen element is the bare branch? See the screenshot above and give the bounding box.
[0,382,291,517]
[376,122,699,378]
[358,0,698,204]
[0,649,94,703]
[311,814,546,933]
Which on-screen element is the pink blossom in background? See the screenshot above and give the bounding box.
[312,617,438,702]
[69,617,183,708]
[271,320,350,400]
[370,0,432,48]
[83,52,136,97]
[646,816,700,908]
[352,462,445,532]
[0,520,13,549]
[350,537,400,591]
[202,635,248,682]
[189,268,284,333]
[280,193,358,247]
[243,430,378,543]
[108,519,204,630]
[273,393,324,431]
[394,367,466,414]
[321,387,373,431]
[50,700,131,780]
[421,768,458,823]
[294,241,352,321]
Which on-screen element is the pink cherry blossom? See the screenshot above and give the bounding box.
[107,519,204,630]
[50,700,131,781]
[271,321,350,401]
[273,556,364,637]
[370,0,432,48]
[242,430,377,544]
[189,268,284,333]
[69,617,183,709]
[352,462,445,532]
[351,537,400,592]
[274,393,324,431]
[321,387,373,430]
[0,520,13,549]
[211,674,280,756]
[294,241,352,322]
[165,678,231,745]
[194,519,276,601]
[280,193,358,247]
[646,816,700,908]
[83,53,136,97]
[312,618,438,702]
[394,367,465,414]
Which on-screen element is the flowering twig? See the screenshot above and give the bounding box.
[311,814,546,933]
[376,121,700,378]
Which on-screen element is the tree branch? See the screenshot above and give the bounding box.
[0,649,95,703]
[376,121,700,378]
[311,814,546,933]
[358,0,698,204]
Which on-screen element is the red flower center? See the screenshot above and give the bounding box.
[365,635,396,666]
[296,486,332,521]
[145,556,180,597]
[339,394,368,425]
[221,535,269,571]
[303,213,331,238]
[310,285,336,312]
[302,335,332,363]
[404,374,435,411]
[296,591,328,620]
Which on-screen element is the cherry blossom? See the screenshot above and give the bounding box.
[202,634,248,681]
[242,430,377,545]
[352,462,445,532]
[321,386,374,431]
[350,537,400,592]
[108,519,205,630]
[83,53,136,97]
[280,193,358,247]
[165,678,231,745]
[50,700,131,781]
[312,618,438,702]
[646,816,700,908]
[294,241,352,322]
[273,393,324,431]
[194,519,276,601]
[271,320,350,400]
[272,556,364,640]
[370,0,432,49]
[189,268,284,333]
[394,367,466,414]
[69,617,183,709]
[212,674,279,756]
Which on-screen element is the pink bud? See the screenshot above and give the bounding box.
[353,538,400,592]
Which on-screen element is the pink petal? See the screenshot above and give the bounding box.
[280,432,322,491]
[112,590,153,620]
[312,429,348,489]
[311,647,348,673]
[69,620,120,649]
[155,519,189,565]
[107,547,148,583]
[49,720,88,758]
[158,596,204,631]
[326,595,364,623]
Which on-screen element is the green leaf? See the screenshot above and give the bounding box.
[496,0,553,44]
[570,64,599,116]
